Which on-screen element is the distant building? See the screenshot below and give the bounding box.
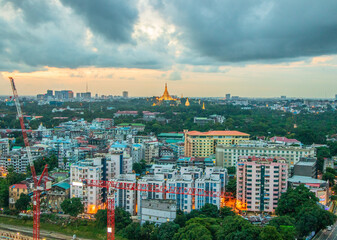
[184,130,250,158]
[237,156,288,213]
[225,93,231,100]
[46,90,53,98]
[216,144,315,168]
[140,199,176,225]
[281,96,286,99]
[193,117,215,125]
[288,176,329,206]
[270,136,301,145]
[293,157,317,178]
[123,91,128,98]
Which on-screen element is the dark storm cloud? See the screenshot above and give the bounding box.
[155,0,337,63]
[2,0,56,25]
[60,0,138,43]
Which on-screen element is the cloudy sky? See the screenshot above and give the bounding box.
[0,0,337,98]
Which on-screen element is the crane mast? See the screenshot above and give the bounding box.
[8,77,49,240]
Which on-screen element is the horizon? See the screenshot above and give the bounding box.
[0,1,337,98]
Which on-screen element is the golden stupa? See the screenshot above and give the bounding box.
[185,98,190,106]
[202,102,205,110]
[158,83,176,101]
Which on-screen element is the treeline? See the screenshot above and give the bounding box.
[91,185,335,240]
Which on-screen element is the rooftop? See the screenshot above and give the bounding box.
[186,130,249,136]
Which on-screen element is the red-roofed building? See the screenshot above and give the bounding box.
[270,136,301,145]
[9,184,29,210]
[184,130,249,157]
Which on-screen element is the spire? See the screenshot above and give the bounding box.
[202,102,205,110]
[185,98,190,106]
[158,83,175,101]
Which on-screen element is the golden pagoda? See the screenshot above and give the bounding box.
[158,83,176,101]
[202,102,205,110]
[185,98,190,106]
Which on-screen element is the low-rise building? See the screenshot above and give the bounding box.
[46,182,70,213]
[140,199,176,225]
[9,184,29,210]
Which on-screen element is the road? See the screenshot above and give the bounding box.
[314,222,337,240]
[0,223,93,240]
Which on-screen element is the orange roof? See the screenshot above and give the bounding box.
[10,184,27,189]
[186,130,249,136]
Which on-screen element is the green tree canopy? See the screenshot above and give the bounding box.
[60,198,84,217]
[15,193,30,211]
[260,226,282,240]
[322,172,335,186]
[276,185,318,217]
[173,223,212,240]
[157,221,180,240]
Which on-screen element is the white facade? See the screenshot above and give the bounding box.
[166,174,193,213]
[140,199,176,225]
[112,174,137,215]
[195,174,221,210]
[70,160,103,213]
[144,141,159,163]
[216,144,315,168]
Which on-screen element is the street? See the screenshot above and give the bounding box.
[314,222,337,240]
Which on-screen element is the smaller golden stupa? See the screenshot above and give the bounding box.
[185,98,190,106]
[202,102,205,110]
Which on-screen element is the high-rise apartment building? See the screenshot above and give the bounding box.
[112,174,137,215]
[236,156,288,213]
[70,160,103,213]
[184,130,249,158]
[216,143,315,168]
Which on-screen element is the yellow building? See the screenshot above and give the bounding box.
[184,130,250,157]
[9,184,28,210]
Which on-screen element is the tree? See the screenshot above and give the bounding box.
[322,172,335,186]
[60,198,84,217]
[115,207,132,231]
[296,205,336,238]
[326,167,337,176]
[122,222,142,240]
[227,167,236,175]
[216,215,260,240]
[260,226,282,240]
[0,180,9,208]
[157,222,180,240]
[174,210,187,227]
[276,185,318,217]
[173,223,212,240]
[95,209,107,227]
[219,206,235,218]
[15,193,31,211]
[226,178,236,196]
[6,166,26,185]
[200,203,219,218]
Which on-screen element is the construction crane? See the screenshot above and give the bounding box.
[9,77,50,240]
[82,179,227,240]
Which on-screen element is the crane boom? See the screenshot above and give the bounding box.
[8,77,44,240]
[9,77,38,186]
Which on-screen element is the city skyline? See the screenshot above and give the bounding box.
[0,1,337,97]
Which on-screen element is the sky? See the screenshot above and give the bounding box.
[0,0,337,98]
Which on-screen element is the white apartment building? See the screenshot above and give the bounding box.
[216,144,315,168]
[195,174,221,210]
[112,174,137,215]
[70,160,103,214]
[137,174,166,216]
[166,174,194,213]
[131,144,144,163]
[105,153,133,179]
